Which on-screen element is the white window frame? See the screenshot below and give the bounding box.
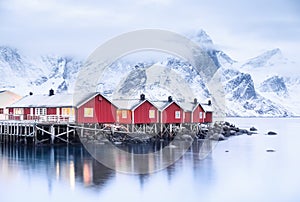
[14,108,24,115]
[84,108,94,118]
[175,111,181,119]
[121,110,127,119]
[149,109,155,119]
[35,108,47,116]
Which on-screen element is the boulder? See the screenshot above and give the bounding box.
[250,126,257,131]
[267,131,277,135]
[210,133,226,141]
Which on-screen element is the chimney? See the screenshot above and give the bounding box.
[194,98,198,104]
[29,92,33,96]
[140,94,145,100]
[49,89,54,96]
[168,96,173,102]
[208,100,211,105]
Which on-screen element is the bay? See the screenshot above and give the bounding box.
[0,118,300,202]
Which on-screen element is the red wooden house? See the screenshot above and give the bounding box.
[202,104,213,123]
[132,99,159,124]
[192,103,206,123]
[114,95,159,125]
[8,90,76,122]
[113,100,133,124]
[160,101,184,124]
[184,111,192,123]
[77,93,117,124]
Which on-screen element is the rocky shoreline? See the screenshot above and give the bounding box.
[79,121,276,145]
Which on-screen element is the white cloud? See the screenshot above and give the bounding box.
[0,0,299,61]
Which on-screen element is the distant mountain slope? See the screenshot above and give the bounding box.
[0,46,82,95]
[1,29,299,116]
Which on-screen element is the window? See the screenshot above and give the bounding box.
[203,112,206,119]
[175,111,181,119]
[121,110,127,118]
[84,108,93,117]
[0,108,3,114]
[199,112,203,119]
[149,110,155,118]
[15,108,24,115]
[35,108,46,115]
[62,108,74,116]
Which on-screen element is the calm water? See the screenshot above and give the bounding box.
[1,118,300,202]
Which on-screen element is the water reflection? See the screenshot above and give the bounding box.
[0,144,114,193]
[0,140,215,193]
[1,118,300,202]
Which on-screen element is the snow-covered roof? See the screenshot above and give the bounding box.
[113,99,142,110]
[152,100,184,111]
[0,90,22,108]
[9,93,75,108]
[201,104,213,112]
[179,101,196,112]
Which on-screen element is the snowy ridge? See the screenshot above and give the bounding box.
[1,29,299,116]
[0,46,82,95]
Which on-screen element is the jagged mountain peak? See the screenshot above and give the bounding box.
[259,75,288,96]
[242,48,284,68]
[0,46,21,62]
[187,29,214,47]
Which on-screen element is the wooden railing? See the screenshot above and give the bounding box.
[4,114,75,123]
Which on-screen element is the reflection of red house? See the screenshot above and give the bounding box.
[77,93,117,124]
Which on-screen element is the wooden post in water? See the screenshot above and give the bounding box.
[34,123,37,145]
[51,125,55,145]
[67,124,69,144]
[80,124,84,138]
[24,125,27,145]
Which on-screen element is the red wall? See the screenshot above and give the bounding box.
[184,111,191,123]
[116,110,132,124]
[77,94,117,124]
[47,108,56,115]
[24,108,30,115]
[192,105,205,123]
[204,112,213,123]
[161,102,183,124]
[23,108,30,120]
[134,101,158,124]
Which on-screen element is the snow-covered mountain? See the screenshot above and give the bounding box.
[1,29,299,117]
[0,46,82,95]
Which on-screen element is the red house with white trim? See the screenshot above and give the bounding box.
[160,101,184,124]
[202,104,213,123]
[77,93,117,124]
[8,90,76,122]
[114,95,159,125]
[192,103,206,123]
[132,99,159,124]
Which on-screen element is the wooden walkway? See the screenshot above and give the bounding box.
[0,120,208,145]
[0,121,79,145]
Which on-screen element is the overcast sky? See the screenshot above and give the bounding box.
[0,0,299,62]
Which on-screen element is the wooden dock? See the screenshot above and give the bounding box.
[0,120,209,145]
[0,121,79,145]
